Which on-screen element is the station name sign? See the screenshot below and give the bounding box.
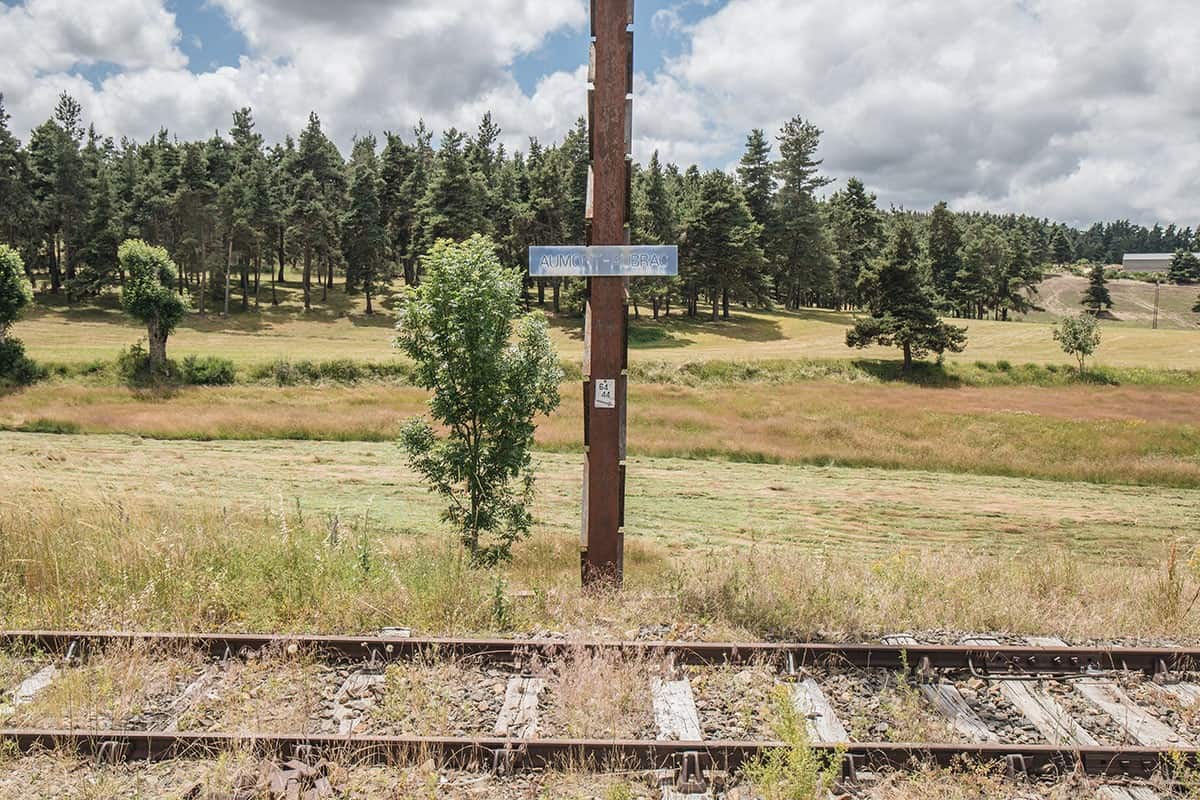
[529,245,678,277]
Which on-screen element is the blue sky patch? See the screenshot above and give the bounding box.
[168,0,248,72]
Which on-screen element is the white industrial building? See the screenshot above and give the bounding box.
[1122,253,1200,272]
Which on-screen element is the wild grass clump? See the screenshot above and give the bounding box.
[741,687,842,800]
[672,545,1200,641]
[2,492,1199,641]
[546,646,655,738]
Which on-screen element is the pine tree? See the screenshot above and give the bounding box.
[287,112,344,310]
[1168,249,1199,284]
[0,95,30,250]
[927,202,962,305]
[958,225,1010,319]
[401,121,435,283]
[631,151,679,318]
[772,116,833,309]
[379,131,417,284]
[736,128,773,249]
[411,128,484,269]
[1049,227,1073,264]
[826,177,882,309]
[846,221,967,370]
[680,170,766,320]
[1082,263,1112,313]
[342,137,386,314]
[994,231,1042,320]
[172,141,216,311]
[220,108,268,311]
[74,154,121,296]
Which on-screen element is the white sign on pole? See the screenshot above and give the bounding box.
[594,379,616,409]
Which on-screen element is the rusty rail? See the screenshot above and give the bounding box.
[0,728,1191,778]
[2,629,1197,676]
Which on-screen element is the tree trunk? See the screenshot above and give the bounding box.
[711,294,718,321]
[321,257,329,301]
[365,281,373,315]
[147,320,168,372]
[537,280,545,306]
[224,239,232,316]
[240,258,249,312]
[902,341,912,372]
[254,250,261,310]
[277,228,286,282]
[49,238,62,294]
[722,288,730,320]
[302,245,312,311]
[198,231,207,314]
[651,297,659,320]
[552,279,560,313]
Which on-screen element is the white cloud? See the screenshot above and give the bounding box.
[642,0,1200,225]
[2,0,1197,226]
[2,0,588,156]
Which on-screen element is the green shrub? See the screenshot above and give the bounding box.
[0,338,45,386]
[115,341,175,385]
[180,355,237,386]
[254,358,408,385]
[315,359,364,383]
[14,418,81,434]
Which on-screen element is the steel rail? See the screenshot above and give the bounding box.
[0,729,1192,778]
[2,630,1198,676]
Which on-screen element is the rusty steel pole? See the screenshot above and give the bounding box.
[581,0,632,586]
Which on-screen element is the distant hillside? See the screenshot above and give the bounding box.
[1016,274,1200,330]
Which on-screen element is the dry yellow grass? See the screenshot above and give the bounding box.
[6,642,203,730]
[543,647,656,739]
[3,380,1198,487]
[1,477,1199,641]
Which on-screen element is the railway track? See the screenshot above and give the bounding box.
[3,629,1200,798]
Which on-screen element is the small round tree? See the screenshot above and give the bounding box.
[119,239,186,372]
[394,234,562,566]
[0,244,32,344]
[0,244,36,383]
[1053,313,1101,374]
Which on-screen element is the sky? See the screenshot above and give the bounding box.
[1,0,1198,229]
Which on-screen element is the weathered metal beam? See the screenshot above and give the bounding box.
[581,0,633,585]
[0,728,1192,778]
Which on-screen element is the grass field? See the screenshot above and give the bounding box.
[1018,273,1200,330]
[3,276,1200,644]
[2,432,1195,562]
[1,431,1198,639]
[2,380,1198,486]
[11,280,1200,369]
